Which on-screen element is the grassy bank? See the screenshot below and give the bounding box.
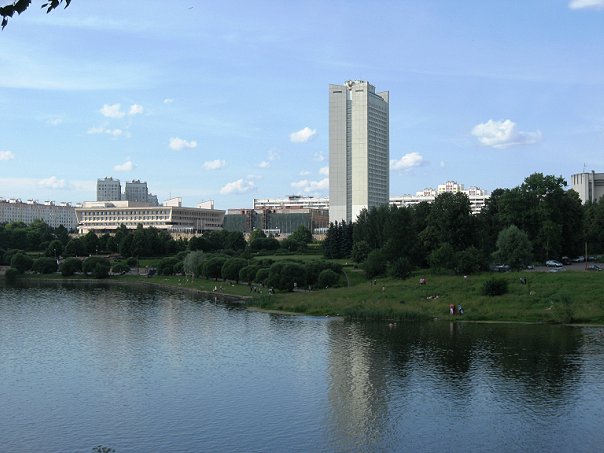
[10,268,604,324]
[247,271,604,324]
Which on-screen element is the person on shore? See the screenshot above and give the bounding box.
[458,304,464,315]
[449,304,454,315]
[419,277,426,285]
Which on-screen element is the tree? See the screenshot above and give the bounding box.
[32,257,58,274]
[111,262,130,275]
[45,239,63,258]
[493,225,533,271]
[10,252,33,273]
[157,257,180,275]
[203,256,227,280]
[428,243,456,273]
[1,0,72,29]
[221,258,248,283]
[364,250,386,279]
[318,269,340,288]
[351,240,371,263]
[183,251,205,279]
[59,257,81,276]
[289,225,313,245]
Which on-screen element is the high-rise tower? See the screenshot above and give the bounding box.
[329,80,389,224]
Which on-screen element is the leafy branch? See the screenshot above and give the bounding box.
[1,0,71,29]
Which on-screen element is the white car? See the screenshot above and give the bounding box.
[545,260,563,268]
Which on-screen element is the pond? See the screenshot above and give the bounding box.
[1,281,603,452]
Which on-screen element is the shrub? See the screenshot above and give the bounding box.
[10,253,34,274]
[82,257,111,278]
[351,240,371,264]
[157,257,180,275]
[364,250,386,279]
[5,267,18,284]
[60,257,82,276]
[32,257,58,274]
[254,268,270,284]
[126,257,138,267]
[111,262,131,275]
[388,257,412,279]
[318,269,340,288]
[221,258,248,283]
[482,278,508,296]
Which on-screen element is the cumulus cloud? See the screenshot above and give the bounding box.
[258,161,270,169]
[319,166,329,176]
[46,117,63,126]
[169,137,198,151]
[88,126,129,138]
[569,0,604,9]
[313,152,326,162]
[291,178,329,193]
[38,176,66,189]
[471,119,541,148]
[289,127,317,143]
[202,159,226,171]
[390,152,424,171]
[113,160,135,172]
[220,178,257,195]
[100,103,126,119]
[129,104,144,115]
[0,151,15,160]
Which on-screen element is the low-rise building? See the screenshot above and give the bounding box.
[75,200,224,235]
[571,171,604,204]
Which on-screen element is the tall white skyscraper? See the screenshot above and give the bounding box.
[329,80,389,224]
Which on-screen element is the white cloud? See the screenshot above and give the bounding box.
[220,178,257,195]
[163,98,174,104]
[88,126,129,138]
[299,170,310,176]
[113,160,135,172]
[0,151,15,160]
[38,176,66,189]
[100,103,125,118]
[569,0,604,9]
[258,161,270,169]
[203,159,226,171]
[46,117,63,126]
[267,148,280,161]
[169,137,198,151]
[471,119,542,148]
[319,166,329,176]
[390,152,424,170]
[291,178,329,193]
[313,152,326,162]
[128,104,144,115]
[289,127,317,143]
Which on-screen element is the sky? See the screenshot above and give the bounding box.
[0,0,603,209]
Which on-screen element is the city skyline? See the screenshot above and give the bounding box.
[1,1,603,209]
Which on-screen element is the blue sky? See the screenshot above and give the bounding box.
[1,0,603,209]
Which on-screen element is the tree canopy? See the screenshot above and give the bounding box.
[1,0,71,29]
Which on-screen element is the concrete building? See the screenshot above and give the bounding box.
[224,208,329,236]
[75,200,224,235]
[253,195,329,211]
[329,80,389,224]
[97,177,122,201]
[390,181,489,215]
[571,171,604,204]
[0,198,77,229]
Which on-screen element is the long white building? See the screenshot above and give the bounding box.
[329,80,389,224]
[0,198,77,229]
[390,181,489,214]
[571,171,604,204]
[254,195,329,211]
[75,200,224,234]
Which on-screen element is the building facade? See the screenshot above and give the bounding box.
[0,198,77,229]
[571,171,604,204]
[253,195,329,211]
[329,80,389,224]
[75,200,224,235]
[97,177,122,201]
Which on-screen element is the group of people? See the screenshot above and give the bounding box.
[449,303,464,315]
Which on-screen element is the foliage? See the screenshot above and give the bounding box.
[428,243,456,273]
[304,260,342,286]
[64,237,85,257]
[318,269,340,288]
[288,225,313,245]
[111,262,130,275]
[203,256,227,280]
[493,225,532,271]
[82,257,111,278]
[351,240,371,263]
[1,0,72,29]
[254,267,270,284]
[455,246,485,275]
[323,221,353,259]
[157,257,180,276]
[221,257,248,283]
[482,278,509,296]
[249,236,280,252]
[388,256,413,279]
[4,267,18,283]
[183,251,205,279]
[32,257,58,274]
[239,264,261,283]
[45,239,63,258]
[10,252,33,273]
[364,249,386,279]
[126,257,138,267]
[3,248,23,265]
[59,257,81,276]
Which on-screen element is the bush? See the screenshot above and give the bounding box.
[157,257,179,275]
[10,253,34,274]
[5,267,18,284]
[221,258,248,283]
[254,268,269,284]
[82,257,111,278]
[60,257,82,276]
[364,250,386,279]
[351,241,371,263]
[388,257,412,279]
[32,257,58,274]
[126,257,138,267]
[318,269,340,288]
[482,278,508,296]
[111,262,131,275]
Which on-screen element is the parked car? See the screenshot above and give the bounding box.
[545,260,563,268]
[490,264,510,272]
[587,264,603,271]
[573,256,585,263]
[561,256,572,265]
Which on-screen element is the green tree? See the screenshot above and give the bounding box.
[289,225,313,245]
[364,249,386,279]
[1,0,71,29]
[493,225,533,271]
[111,262,130,275]
[428,243,456,273]
[32,257,58,274]
[59,257,81,276]
[221,257,248,283]
[388,256,413,279]
[4,267,18,284]
[203,256,227,280]
[10,252,33,273]
[318,269,340,288]
[183,251,205,279]
[45,239,63,258]
[351,240,371,263]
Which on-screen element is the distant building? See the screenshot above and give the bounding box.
[390,181,489,215]
[253,195,329,211]
[571,171,604,204]
[329,80,389,224]
[0,198,77,229]
[97,177,121,201]
[75,200,224,235]
[224,208,329,236]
